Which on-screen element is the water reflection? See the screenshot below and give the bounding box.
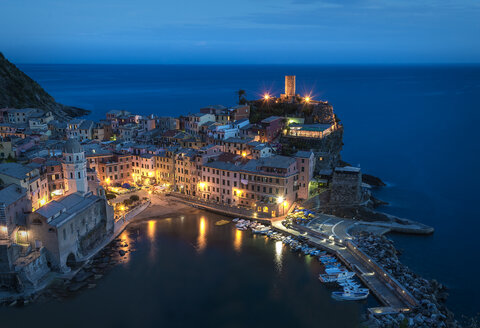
[197,217,207,253]
[274,241,283,272]
[147,220,156,241]
[234,229,242,252]
[119,230,132,264]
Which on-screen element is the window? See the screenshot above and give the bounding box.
[78,172,81,179]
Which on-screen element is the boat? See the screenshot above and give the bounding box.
[343,286,369,294]
[331,290,369,301]
[325,267,347,275]
[336,271,355,280]
[252,225,270,234]
[232,218,239,222]
[319,271,355,283]
[318,274,340,283]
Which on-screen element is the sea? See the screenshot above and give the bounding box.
[2,64,479,326]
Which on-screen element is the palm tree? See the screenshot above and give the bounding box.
[236,89,246,104]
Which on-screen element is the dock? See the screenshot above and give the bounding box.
[271,220,417,312]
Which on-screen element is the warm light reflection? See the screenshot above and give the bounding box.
[304,96,311,103]
[263,94,271,100]
[147,220,156,241]
[275,241,283,272]
[234,229,242,252]
[197,217,207,253]
[119,231,132,264]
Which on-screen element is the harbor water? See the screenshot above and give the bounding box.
[0,213,372,328]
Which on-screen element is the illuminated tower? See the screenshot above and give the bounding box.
[285,75,296,97]
[62,138,88,195]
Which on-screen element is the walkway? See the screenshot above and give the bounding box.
[271,220,413,310]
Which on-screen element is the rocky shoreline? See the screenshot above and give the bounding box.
[0,234,133,307]
[355,232,460,328]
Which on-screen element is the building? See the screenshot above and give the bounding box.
[280,76,298,100]
[26,192,114,272]
[62,139,88,195]
[0,184,30,241]
[0,162,49,211]
[329,166,363,205]
[295,151,315,200]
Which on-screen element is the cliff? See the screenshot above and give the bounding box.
[0,53,89,120]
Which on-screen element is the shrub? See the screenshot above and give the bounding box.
[130,194,139,202]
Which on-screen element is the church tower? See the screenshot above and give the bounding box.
[62,138,88,195]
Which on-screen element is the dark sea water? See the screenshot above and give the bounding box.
[13,64,480,320]
[0,213,371,328]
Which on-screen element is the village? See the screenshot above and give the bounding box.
[0,75,448,327]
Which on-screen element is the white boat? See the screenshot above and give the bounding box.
[331,289,369,301]
[325,267,347,275]
[343,286,369,294]
[336,271,355,280]
[252,225,270,234]
[319,271,355,283]
[318,274,339,283]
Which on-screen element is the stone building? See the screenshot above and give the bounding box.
[26,192,114,272]
[329,166,363,205]
[281,75,298,101]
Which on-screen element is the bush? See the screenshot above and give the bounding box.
[130,194,140,202]
[106,193,116,200]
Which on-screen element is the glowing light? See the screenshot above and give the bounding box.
[0,226,7,234]
[263,94,271,100]
[234,229,242,252]
[119,205,126,211]
[275,241,283,272]
[19,230,27,238]
[241,152,247,158]
[304,96,311,103]
[105,177,111,184]
[283,201,288,207]
[39,198,46,206]
[277,196,284,204]
[197,217,207,253]
[148,172,154,177]
[199,182,206,189]
[147,220,156,241]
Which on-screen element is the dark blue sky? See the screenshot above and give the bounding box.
[1,0,479,64]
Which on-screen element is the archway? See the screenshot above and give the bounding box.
[66,253,79,270]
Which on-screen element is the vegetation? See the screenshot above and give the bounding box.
[129,194,139,202]
[0,52,89,119]
[236,89,247,105]
[106,193,116,200]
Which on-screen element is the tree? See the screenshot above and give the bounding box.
[130,194,139,202]
[236,89,246,105]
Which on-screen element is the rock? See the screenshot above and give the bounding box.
[74,270,93,282]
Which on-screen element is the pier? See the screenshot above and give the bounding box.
[270,219,417,312]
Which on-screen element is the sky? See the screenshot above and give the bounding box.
[1,0,479,64]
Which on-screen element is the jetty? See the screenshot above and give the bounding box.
[271,219,417,312]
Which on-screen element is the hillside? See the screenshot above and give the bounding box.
[0,52,89,120]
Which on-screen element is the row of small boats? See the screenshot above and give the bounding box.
[233,218,270,234]
[231,217,369,301]
[318,254,370,301]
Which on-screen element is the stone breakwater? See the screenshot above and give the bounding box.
[355,232,460,328]
[0,235,132,307]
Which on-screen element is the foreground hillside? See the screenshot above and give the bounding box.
[0,52,89,120]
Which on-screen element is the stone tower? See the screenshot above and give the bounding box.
[285,75,296,97]
[62,138,88,195]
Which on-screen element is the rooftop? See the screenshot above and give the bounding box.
[0,184,26,206]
